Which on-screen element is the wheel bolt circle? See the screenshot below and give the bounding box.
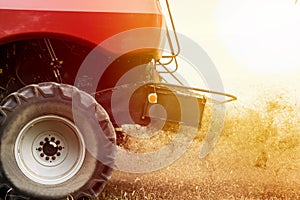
[36,134,65,162]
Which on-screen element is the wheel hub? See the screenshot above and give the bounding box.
[33,132,67,166]
[15,115,86,185]
[42,140,58,157]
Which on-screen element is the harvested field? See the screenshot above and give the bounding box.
[100,95,300,199]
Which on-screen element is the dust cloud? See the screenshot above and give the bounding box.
[101,89,300,199]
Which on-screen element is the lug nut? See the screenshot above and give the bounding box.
[40,153,44,157]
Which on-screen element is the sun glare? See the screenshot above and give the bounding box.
[216,0,300,75]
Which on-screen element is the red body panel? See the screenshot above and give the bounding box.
[0,0,164,51]
[0,10,163,44]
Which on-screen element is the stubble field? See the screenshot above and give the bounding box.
[100,94,300,199]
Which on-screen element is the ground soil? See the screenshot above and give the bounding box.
[100,102,300,199]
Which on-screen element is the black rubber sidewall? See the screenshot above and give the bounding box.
[0,85,115,199]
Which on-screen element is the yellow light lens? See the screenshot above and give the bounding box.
[148,93,158,104]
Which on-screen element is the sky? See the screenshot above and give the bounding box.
[166,0,300,106]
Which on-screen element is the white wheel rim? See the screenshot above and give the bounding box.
[15,115,86,185]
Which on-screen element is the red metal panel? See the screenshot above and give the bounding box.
[0,10,163,44]
[0,0,164,46]
[0,0,162,14]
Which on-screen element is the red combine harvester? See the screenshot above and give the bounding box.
[0,0,236,199]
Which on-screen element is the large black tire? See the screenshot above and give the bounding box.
[0,82,116,199]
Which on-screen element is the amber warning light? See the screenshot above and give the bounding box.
[148,93,158,104]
